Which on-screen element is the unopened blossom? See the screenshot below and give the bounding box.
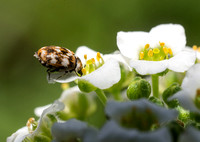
[117,24,196,75]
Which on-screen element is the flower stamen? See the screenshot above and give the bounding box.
[26,117,37,133]
[96,52,101,61]
[163,47,168,54]
[82,68,86,75]
[84,54,87,60]
[145,44,150,49]
[168,48,173,55]
[86,58,95,64]
[159,42,165,47]
[193,45,198,51]
[140,52,144,60]
[148,49,153,57]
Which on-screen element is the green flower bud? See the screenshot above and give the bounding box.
[149,96,164,107]
[127,77,151,100]
[177,106,190,124]
[78,79,97,93]
[162,83,181,108]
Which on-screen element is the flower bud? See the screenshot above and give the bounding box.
[162,83,181,108]
[78,79,97,93]
[127,77,151,100]
[149,96,164,107]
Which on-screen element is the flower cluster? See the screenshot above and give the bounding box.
[8,24,200,142]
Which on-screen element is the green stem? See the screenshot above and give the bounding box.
[95,89,107,106]
[152,75,159,98]
[112,90,122,101]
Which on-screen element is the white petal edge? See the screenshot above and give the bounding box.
[58,86,80,102]
[104,52,132,71]
[50,71,78,83]
[117,31,149,60]
[80,59,121,89]
[34,104,51,117]
[7,127,29,142]
[75,46,103,62]
[168,50,196,72]
[129,60,168,75]
[149,24,186,55]
[181,64,200,99]
[170,90,200,113]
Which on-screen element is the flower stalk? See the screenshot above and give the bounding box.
[152,75,159,98]
[95,88,107,106]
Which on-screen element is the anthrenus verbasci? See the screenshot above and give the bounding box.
[34,46,83,78]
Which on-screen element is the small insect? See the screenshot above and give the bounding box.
[34,46,83,78]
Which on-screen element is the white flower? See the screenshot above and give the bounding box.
[117,24,196,75]
[7,127,29,142]
[185,46,200,60]
[170,64,200,112]
[34,86,96,118]
[49,46,121,90]
[34,104,51,117]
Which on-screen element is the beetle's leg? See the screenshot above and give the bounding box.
[47,68,59,80]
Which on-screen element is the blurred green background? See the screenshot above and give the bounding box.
[1,0,200,141]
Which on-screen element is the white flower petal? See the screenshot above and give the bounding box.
[169,64,200,112]
[7,127,29,142]
[186,46,200,60]
[181,64,200,99]
[50,71,79,83]
[104,51,132,71]
[117,31,149,60]
[168,50,196,72]
[58,86,80,102]
[81,59,121,89]
[75,46,103,62]
[129,60,168,75]
[149,24,186,55]
[170,90,200,113]
[34,104,51,117]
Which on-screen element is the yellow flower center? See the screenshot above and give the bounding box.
[139,42,173,61]
[153,48,160,54]
[82,52,104,75]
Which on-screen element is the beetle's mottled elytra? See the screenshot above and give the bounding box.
[34,46,83,77]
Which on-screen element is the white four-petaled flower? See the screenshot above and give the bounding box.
[49,46,121,90]
[117,24,196,75]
